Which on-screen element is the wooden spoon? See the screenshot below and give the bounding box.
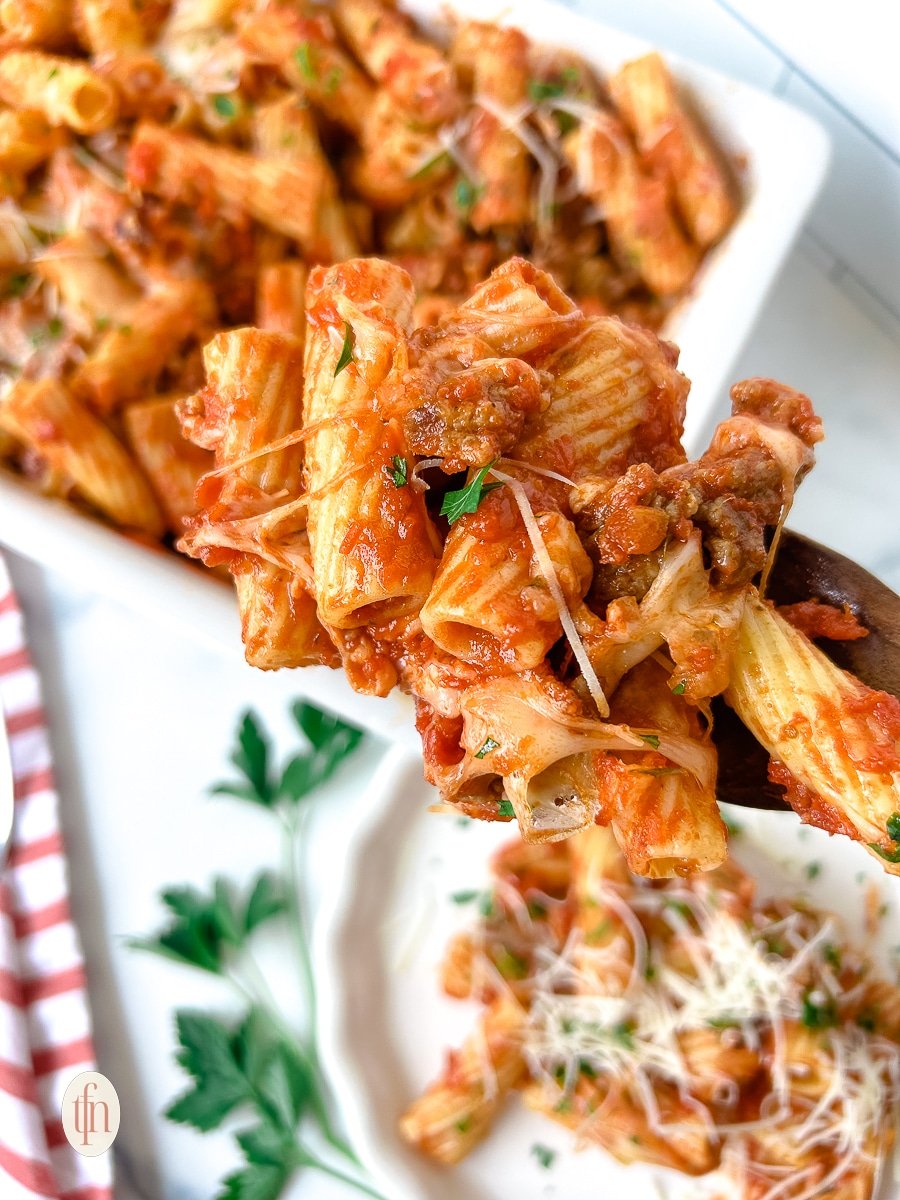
[712,530,900,811]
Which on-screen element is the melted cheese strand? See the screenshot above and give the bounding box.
[489,467,610,717]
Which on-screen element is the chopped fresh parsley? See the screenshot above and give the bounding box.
[639,733,660,749]
[455,1116,472,1134]
[478,892,495,919]
[554,110,577,135]
[324,67,342,95]
[531,1143,556,1170]
[29,318,63,347]
[497,797,515,819]
[387,455,407,487]
[856,1007,878,1032]
[869,842,900,864]
[801,989,838,1031]
[408,149,451,180]
[212,94,237,119]
[494,947,528,980]
[671,680,686,695]
[440,462,503,524]
[119,323,133,335]
[333,322,353,376]
[528,78,567,103]
[823,943,842,971]
[454,177,480,212]
[527,900,548,919]
[450,889,480,905]
[95,315,111,332]
[294,42,317,80]
[722,813,743,836]
[638,767,680,778]
[612,1021,635,1049]
[6,272,31,298]
[586,919,611,944]
[48,67,59,81]
[805,861,822,880]
[475,736,499,759]
[872,815,900,861]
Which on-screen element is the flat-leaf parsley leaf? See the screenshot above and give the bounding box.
[334,323,354,376]
[387,455,407,487]
[440,463,503,524]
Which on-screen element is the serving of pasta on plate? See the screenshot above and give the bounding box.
[399,825,900,1199]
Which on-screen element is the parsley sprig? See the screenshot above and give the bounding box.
[440,462,503,524]
[131,703,384,1200]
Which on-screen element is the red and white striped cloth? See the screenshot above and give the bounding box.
[0,559,113,1200]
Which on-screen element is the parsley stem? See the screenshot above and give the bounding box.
[283,809,317,1044]
[283,809,361,1167]
[301,1151,390,1200]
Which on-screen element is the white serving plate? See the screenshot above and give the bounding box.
[316,751,900,1200]
[0,0,829,743]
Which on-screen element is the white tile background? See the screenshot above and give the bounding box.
[4,1,900,1197]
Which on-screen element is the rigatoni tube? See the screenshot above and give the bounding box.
[726,591,900,872]
[302,259,438,630]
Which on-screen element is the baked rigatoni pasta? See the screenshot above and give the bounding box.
[398,994,527,1165]
[0,51,119,134]
[302,259,438,633]
[252,95,357,263]
[256,260,308,341]
[178,326,333,670]
[70,277,215,412]
[236,6,374,136]
[402,831,900,1194]
[610,52,735,248]
[34,229,141,336]
[0,111,64,175]
[123,395,210,533]
[727,592,900,874]
[0,377,164,534]
[334,0,460,126]
[2,4,743,589]
[0,0,71,49]
[564,114,699,296]
[74,0,145,57]
[126,121,331,251]
[451,22,532,232]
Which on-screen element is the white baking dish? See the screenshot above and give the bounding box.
[0,0,829,740]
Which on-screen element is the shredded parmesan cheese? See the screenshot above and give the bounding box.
[497,458,575,487]
[489,466,609,717]
[473,95,560,236]
[410,457,443,492]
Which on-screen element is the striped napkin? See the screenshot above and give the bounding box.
[0,558,113,1200]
